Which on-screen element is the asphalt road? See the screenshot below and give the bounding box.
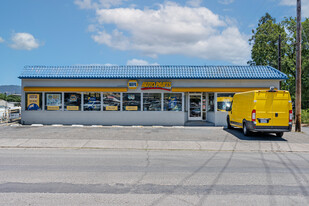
[0,149,309,205]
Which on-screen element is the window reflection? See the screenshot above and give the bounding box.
[207,93,214,112]
[143,93,161,111]
[64,93,81,111]
[103,93,120,111]
[84,93,101,111]
[123,93,141,111]
[217,93,234,111]
[164,93,182,111]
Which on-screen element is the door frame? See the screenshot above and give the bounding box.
[188,93,203,121]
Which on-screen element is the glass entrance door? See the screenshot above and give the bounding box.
[188,94,202,120]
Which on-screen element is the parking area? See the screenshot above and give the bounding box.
[0,123,308,152]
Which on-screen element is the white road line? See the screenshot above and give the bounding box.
[152,126,164,128]
[72,125,84,127]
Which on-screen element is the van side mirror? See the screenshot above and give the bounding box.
[226,106,231,111]
[226,102,232,111]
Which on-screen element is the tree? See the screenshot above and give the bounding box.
[249,13,309,107]
[6,95,21,102]
[0,93,6,100]
[249,13,287,68]
[0,93,21,102]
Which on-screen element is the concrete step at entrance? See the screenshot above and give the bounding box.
[185,121,215,126]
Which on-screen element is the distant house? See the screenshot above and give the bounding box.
[0,100,15,108]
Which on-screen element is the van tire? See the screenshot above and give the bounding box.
[243,122,250,136]
[227,116,232,129]
[276,132,284,137]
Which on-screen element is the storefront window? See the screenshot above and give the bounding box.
[123,93,141,111]
[64,93,81,111]
[45,93,62,111]
[26,93,42,111]
[164,93,182,111]
[217,93,234,111]
[84,93,101,111]
[207,93,214,112]
[103,93,120,111]
[143,93,161,111]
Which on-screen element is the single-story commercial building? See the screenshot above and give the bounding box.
[19,65,287,126]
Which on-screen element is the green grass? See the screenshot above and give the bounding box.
[302,109,309,124]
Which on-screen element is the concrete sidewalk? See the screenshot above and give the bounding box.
[0,137,309,152]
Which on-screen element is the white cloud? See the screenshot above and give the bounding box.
[0,37,4,43]
[280,0,309,17]
[127,59,159,65]
[218,0,234,5]
[75,0,126,9]
[74,63,117,66]
[10,32,40,50]
[280,0,294,6]
[187,0,202,7]
[90,2,250,64]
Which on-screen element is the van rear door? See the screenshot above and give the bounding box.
[271,91,290,127]
[256,91,272,126]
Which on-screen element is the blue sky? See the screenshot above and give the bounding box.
[0,0,306,85]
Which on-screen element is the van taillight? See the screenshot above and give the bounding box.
[289,110,293,122]
[252,109,256,122]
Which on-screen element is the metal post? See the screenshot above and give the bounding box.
[101,92,103,111]
[161,92,164,111]
[42,92,45,111]
[181,92,185,112]
[81,92,84,112]
[295,0,302,132]
[62,92,64,111]
[120,93,123,111]
[141,92,143,112]
[278,34,282,89]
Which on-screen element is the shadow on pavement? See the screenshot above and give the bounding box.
[223,128,287,141]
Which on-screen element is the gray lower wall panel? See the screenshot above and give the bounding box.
[21,111,185,126]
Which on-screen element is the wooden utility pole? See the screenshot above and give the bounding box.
[295,0,302,132]
[278,34,281,89]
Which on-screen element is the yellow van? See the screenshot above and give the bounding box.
[226,89,292,137]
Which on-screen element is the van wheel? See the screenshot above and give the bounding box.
[227,116,232,129]
[276,132,284,137]
[243,123,250,136]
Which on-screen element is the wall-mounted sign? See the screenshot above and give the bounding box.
[67,106,79,111]
[128,80,138,90]
[106,106,118,111]
[27,94,40,110]
[47,106,60,111]
[141,81,172,91]
[125,106,138,111]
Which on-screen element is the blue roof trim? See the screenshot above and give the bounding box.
[18,65,288,80]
